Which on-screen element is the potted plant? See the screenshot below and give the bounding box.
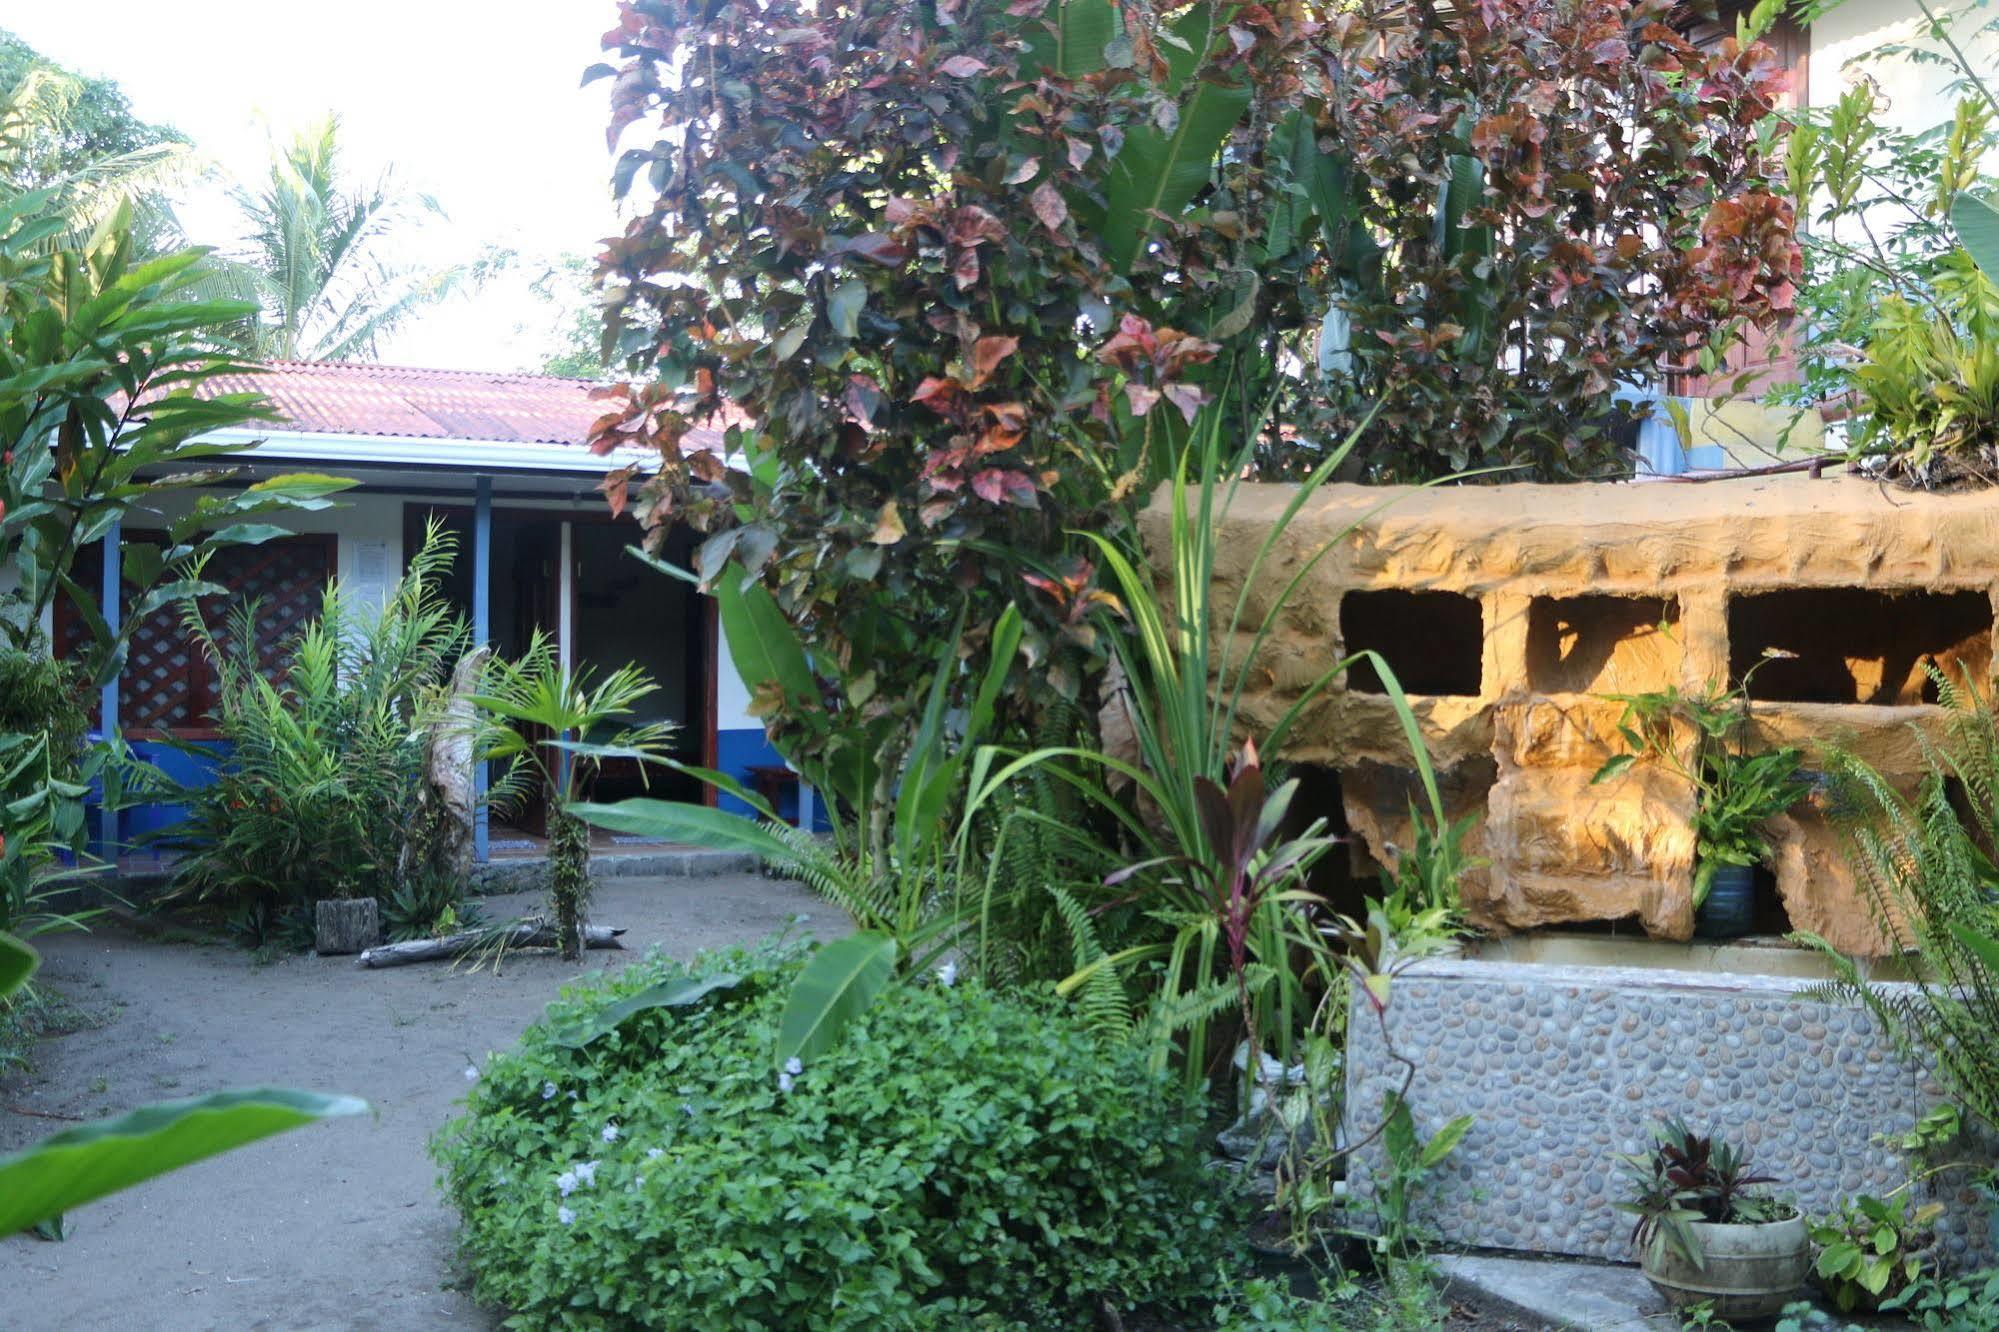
[1810,1191,1944,1312]
[1617,1120,1810,1320]
[1593,658,1808,937]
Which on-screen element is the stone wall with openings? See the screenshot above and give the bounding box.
[1143,473,1999,954]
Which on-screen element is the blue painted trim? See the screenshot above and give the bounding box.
[473,476,491,865]
[714,727,830,831]
[98,520,121,858]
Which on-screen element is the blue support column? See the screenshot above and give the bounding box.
[473,477,492,865]
[97,520,122,860]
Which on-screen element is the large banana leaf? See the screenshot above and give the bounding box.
[774,931,899,1071]
[0,1087,368,1237]
[0,930,35,998]
[1020,0,1121,79]
[573,796,800,863]
[715,565,817,717]
[1100,4,1253,275]
[1952,192,1999,277]
[548,972,748,1050]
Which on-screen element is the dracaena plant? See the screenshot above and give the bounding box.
[1101,739,1341,1082]
[1618,1120,1788,1267]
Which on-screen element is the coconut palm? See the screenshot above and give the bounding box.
[206,114,483,361]
[0,59,196,249]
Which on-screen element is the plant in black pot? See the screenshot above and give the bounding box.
[1617,1120,1810,1320]
[1593,657,1808,938]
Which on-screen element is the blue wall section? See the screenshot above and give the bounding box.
[111,739,227,857]
[714,726,829,831]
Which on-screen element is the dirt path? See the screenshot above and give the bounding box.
[0,871,841,1332]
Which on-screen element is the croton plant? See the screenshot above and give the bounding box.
[582,0,1800,776]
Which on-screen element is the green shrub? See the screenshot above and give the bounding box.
[432,945,1239,1330]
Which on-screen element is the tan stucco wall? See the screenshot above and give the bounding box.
[1155,473,1999,955]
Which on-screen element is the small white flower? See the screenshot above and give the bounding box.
[557,1206,576,1226]
[602,1122,620,1144]
[777,1071,795,1094]
[542,1081,558,1101]
[783,1057,803,1076]
[556,1170,578,1197]
[575,1160,598,1186]
[646,1147,664,1161]
[463,1065,480,1082]
[937,959,958,987]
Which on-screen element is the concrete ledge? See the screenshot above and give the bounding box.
[1437,1254,1661,1332]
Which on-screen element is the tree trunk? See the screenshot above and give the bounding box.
[548,804,590,961]
[315,898,381,955]
[355,921,626,969]
[409,644,490,886]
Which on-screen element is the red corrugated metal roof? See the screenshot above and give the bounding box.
[196,361,739,451]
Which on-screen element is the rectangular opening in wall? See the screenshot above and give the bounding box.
[1341,589,1483,695]
[1728,588,1993,704]
[1526,595,1681,694]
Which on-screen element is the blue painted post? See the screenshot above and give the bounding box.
[97,521,121,860]
[473,478,491,865]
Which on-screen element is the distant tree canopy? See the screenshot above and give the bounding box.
[0,30,194,249]
[0,30,186,188]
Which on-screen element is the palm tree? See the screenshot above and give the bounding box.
[207,114,484,361]
[0,59,197,249]
[471,635,675,959]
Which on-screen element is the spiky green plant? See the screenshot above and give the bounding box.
[152,523,471,942]
[470,636,674,960]
[1799,670,1999,1130]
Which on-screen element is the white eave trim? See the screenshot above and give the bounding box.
[194,427,662,476]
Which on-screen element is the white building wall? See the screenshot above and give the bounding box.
[1810,0,1999,134]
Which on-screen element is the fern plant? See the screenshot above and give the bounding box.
[1800,671,1999,1130]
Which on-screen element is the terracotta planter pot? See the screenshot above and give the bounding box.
[1642,1213,1811,1322]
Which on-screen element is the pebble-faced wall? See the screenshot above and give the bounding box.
[1343,957,1998,1266]
[1153,472,1999,955]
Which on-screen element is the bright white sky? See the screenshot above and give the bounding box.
[6,0,630,372]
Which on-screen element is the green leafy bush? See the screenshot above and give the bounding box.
[152,526,470,944]
[432,945,1239,1329]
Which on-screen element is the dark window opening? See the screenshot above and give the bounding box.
[1341,590,1483,695]
[1728,588,1992,705]
[1526,595,1680,694]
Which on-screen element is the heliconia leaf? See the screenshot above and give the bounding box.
[715,564,817,714]
[774,932,899,1071]
[573,798,796,859]
[548,973,746,1049]
[1952,191,1999,278]
[1952,921,1999,974]
[1418,1113,1476,1169]
[0,1088,367,1238]
[0,930,37,1000]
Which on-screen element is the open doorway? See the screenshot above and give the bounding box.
[405,504,712,847]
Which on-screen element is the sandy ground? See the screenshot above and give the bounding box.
[0,872,841,1332]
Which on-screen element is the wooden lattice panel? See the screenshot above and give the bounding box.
[59,534,334,737]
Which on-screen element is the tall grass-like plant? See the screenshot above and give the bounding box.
[575,598,1027,1055]
[962,403,1454,1091]
[1801,671,1999,1131]
[470,635,674,961]
[154,525,470,943]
